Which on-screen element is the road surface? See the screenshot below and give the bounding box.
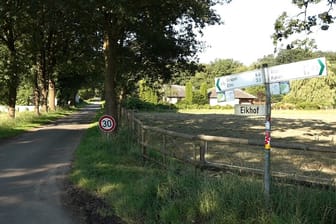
[0,104,100,224]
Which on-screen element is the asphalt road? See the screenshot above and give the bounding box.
[0,104,100,224]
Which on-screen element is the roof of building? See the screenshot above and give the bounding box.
[164,85,185,98]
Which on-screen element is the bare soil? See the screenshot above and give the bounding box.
[62,179,125,224]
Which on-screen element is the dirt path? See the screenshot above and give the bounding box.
[0,104,99,224]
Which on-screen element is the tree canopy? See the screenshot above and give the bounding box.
[1,0,231,120]
[273,0,336,49]
[90,0,230,127]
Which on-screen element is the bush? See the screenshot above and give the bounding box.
[78,89,96,100]
[123,97,177,111]
[296,102,321,110]
[272,102,296,110]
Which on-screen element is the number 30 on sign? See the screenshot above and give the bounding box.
[98,115,116,132]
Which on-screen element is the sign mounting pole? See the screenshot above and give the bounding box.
[262,64,271,207]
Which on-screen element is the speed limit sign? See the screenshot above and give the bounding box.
[98,115,116,132]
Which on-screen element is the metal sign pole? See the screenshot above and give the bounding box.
[262,64,271,207]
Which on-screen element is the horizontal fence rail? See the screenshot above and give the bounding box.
[123,109,335,188]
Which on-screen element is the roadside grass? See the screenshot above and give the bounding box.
[70,123,336,224]
[0,109,74,139]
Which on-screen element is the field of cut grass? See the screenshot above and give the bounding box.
[134,109,336,185]
[137,109,336,147]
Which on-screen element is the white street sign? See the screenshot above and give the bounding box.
[268,57,327,83]
[234,104,266,116]
[215,57,327,93]
[215,70,264,92]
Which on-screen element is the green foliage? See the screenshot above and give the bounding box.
[201,59,247,87]
[16,78,34,105]
[273,1,335,48]
[245,85,266,103]
[283,77,335,107]
[185,81,193,104]
[0,109,72,139]
[276,48,314,64]
[200,82,208,101]
[123,97,176,111]
[192,91,208,105]
[138,80,159,104]
[78,88,96,100]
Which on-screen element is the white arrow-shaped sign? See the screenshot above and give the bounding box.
[215,57,327,92]
[268,57,327,83]
[215,69,264,92]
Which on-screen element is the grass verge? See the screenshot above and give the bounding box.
[69,123,336,224]
[0,108,74,139]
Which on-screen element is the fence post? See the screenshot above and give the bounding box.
[141,126,146,160]
[200,140,207,165]
[137,120,141,145]
[162,134,167,165]
[131,110,135,132]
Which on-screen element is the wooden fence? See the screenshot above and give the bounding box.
[123,109,336,188]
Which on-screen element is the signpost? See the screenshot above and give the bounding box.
[214,57,328,206]
[98,115,116,133]
[262,65,271,207]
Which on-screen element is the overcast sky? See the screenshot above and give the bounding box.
[197,0,336,65]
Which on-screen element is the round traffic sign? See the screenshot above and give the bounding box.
[98,115,116,132]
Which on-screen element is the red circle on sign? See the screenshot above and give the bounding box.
[98,115,116,132]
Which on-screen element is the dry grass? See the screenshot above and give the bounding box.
[135,109,336,185]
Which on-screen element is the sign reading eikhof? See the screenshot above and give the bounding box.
[234,104,266,116]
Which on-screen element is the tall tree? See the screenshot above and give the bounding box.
[78,0,229,130]
[27,0,70,112]
[202,58,246,88]
[0,0,29,118]
[200,82,209,104]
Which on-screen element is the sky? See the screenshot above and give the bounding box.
[197,0,336,65]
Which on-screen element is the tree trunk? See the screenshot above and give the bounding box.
[7,51,19,119]
[8,83,17,119]
[104,28,119,130]
[33,70,41,116]
[41,84,48,112]
[38,56,48,112]
[48,79,56,111]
